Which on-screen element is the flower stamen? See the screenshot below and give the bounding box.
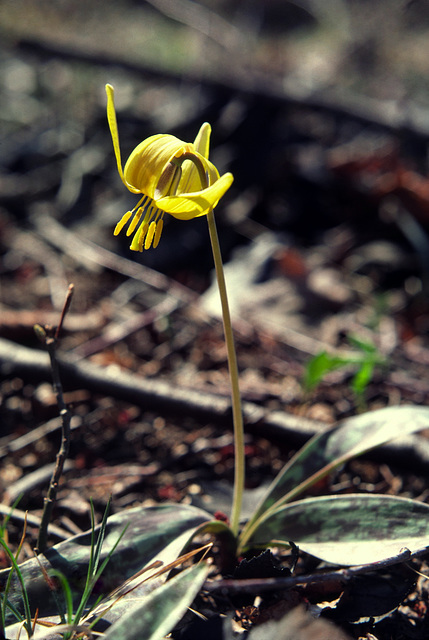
[153,216,164,248]
[131,219,148,252]
[126,195,151,236]
[130,207,152,252]
[126,207,143,236]
[114,195,149,237]
[114,210,132,236]
[145,220,157,250]
[125,201,165,252]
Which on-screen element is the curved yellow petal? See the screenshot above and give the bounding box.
[105,84,140,194]
[156,172,234,220]
[105,85,123,178]
[193,123,211,159]
[191,124,219,189]
[176,153,219,195]
[107,86,234,247]
[124,135,190,197]
[177,124,213,195]
[206,162,220,187]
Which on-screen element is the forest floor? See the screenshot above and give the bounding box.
[3,2,429,638]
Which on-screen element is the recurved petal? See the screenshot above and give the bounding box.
[105,85,122,177]
[193,123,211,159]
[106,84,140,193]
[206,162,221,187]
[177,153,220,195]
[191,124,221,188]
[156,172,234,220]
[124,135,191,197]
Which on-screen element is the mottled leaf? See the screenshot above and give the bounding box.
[86,529,207,627]
[245,493,429,565]
[0,504,210,624]
[240,406,429,550]
[103,562,210,640]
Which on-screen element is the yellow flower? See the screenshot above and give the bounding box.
[106,84,234,251]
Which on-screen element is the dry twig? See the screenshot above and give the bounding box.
[34,285,75,554]
[2,336,429,470]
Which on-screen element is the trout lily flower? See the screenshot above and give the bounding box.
[106,84,234,251]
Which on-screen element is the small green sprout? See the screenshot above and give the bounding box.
[303,334,387,408]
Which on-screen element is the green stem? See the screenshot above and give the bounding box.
[169,150,245,535]
[206,210,244,536]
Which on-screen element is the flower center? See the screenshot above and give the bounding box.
[114,150,209,252]
[154,161,182,200]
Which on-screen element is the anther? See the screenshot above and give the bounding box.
[114,210,132,236]
[138,223,148,251]
[153,218,164,248]
[126,207,143,236]
[145,221,157,250]
[130,221,147,252]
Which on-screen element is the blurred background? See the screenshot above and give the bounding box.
[3,0,429,387]
[2,1,429,258]
[2,0,429,347]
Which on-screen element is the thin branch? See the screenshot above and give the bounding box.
[204,547,419,595]
[2,337,429,471]
[55,284,74,340]
[0,336,312,434]
[34,287,74,555]
[6,460,74,505]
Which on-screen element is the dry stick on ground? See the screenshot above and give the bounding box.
[0,504,70,541]
[205,547,416,595]
[2,336,429,471]
[6,461,75,505]
[34,284,74,555]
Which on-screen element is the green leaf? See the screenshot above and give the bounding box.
[244,493,429,565]
[0,537,33,636]
[239,405,429,551]
[303,352,348,391]
[0,504,211,625]
[103,563,210,640]
[351,360,375,396]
